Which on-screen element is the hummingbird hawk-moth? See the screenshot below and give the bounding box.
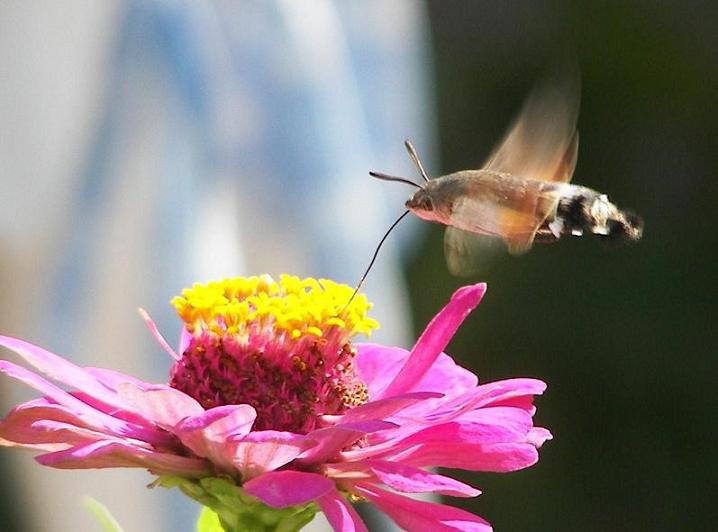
[371,72,643,276]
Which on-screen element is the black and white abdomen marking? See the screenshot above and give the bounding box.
[545,185,643,243]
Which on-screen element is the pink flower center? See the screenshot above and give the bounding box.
[168,275,377,433]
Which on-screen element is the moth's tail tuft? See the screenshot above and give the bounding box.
[604,210,643,243]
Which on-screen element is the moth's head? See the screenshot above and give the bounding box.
[405,188,436,221]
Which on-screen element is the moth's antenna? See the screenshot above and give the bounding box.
[369,171,422,189]
[404,139,431,183]
[342,210,412,311]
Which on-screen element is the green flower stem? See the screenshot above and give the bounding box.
[155,476,318,532]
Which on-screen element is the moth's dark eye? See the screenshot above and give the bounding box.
[419,196,433,211]
[406,192,434,212]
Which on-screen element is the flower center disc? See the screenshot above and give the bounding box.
[169,275,378,433]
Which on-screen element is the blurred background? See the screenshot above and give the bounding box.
[0,1,716,531]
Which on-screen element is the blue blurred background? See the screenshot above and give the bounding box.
[1,1,716,531]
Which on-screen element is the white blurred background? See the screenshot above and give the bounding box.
[0,1,435,530]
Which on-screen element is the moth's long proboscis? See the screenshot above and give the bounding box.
[343,209,412,311]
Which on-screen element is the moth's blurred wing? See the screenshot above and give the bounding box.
[496,204,553,255]
[484,71,580,184]
[496,180,567,254]
[444,226,503,277]
[447,177,565,257]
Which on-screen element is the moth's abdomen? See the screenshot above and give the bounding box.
[547,185,643,242]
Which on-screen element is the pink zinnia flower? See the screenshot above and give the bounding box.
[0,275,550,531]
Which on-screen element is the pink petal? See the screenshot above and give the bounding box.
[138,309,180,360]
[355,484,492,532]
[117,382,204,428]
[300,421,396,465]
[83,367,154,392]
[30,419,146,448]
[356,344,477,398]
[231,431,313,481]
[474,378,547,409]
[36,440,210,477]
[317,491,368,532]
[175,404,256,436]
[455,408,534,440]
[380,284,486,399]
[412,352,479,393]
[331,460,480,498]
[346,409,534,463]
[0,336,126,408]
[69,391,153,427]
[178,327,192,355]
[244,471,334,508]
[368,461,480,497]
[174,405,257,472]
[0,438,68,452]
[0,399,94,446]
[490,395,537,416]
[390,440,540,472]
[342,426,427,462]
[0,361,166,444]
[398,388,492,427]
[526,427,553,448]
[340,392,442,424]
[422,379,547,425]
[402,409,534,445]
[354,345,410,397]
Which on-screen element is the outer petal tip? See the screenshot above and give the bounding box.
[380,282,487,399]
[138,308,180,361]
[452,283,487,307]
[527,427,553,448]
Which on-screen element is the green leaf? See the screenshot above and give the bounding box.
[196,507,224,532]
[82,496,125,532]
